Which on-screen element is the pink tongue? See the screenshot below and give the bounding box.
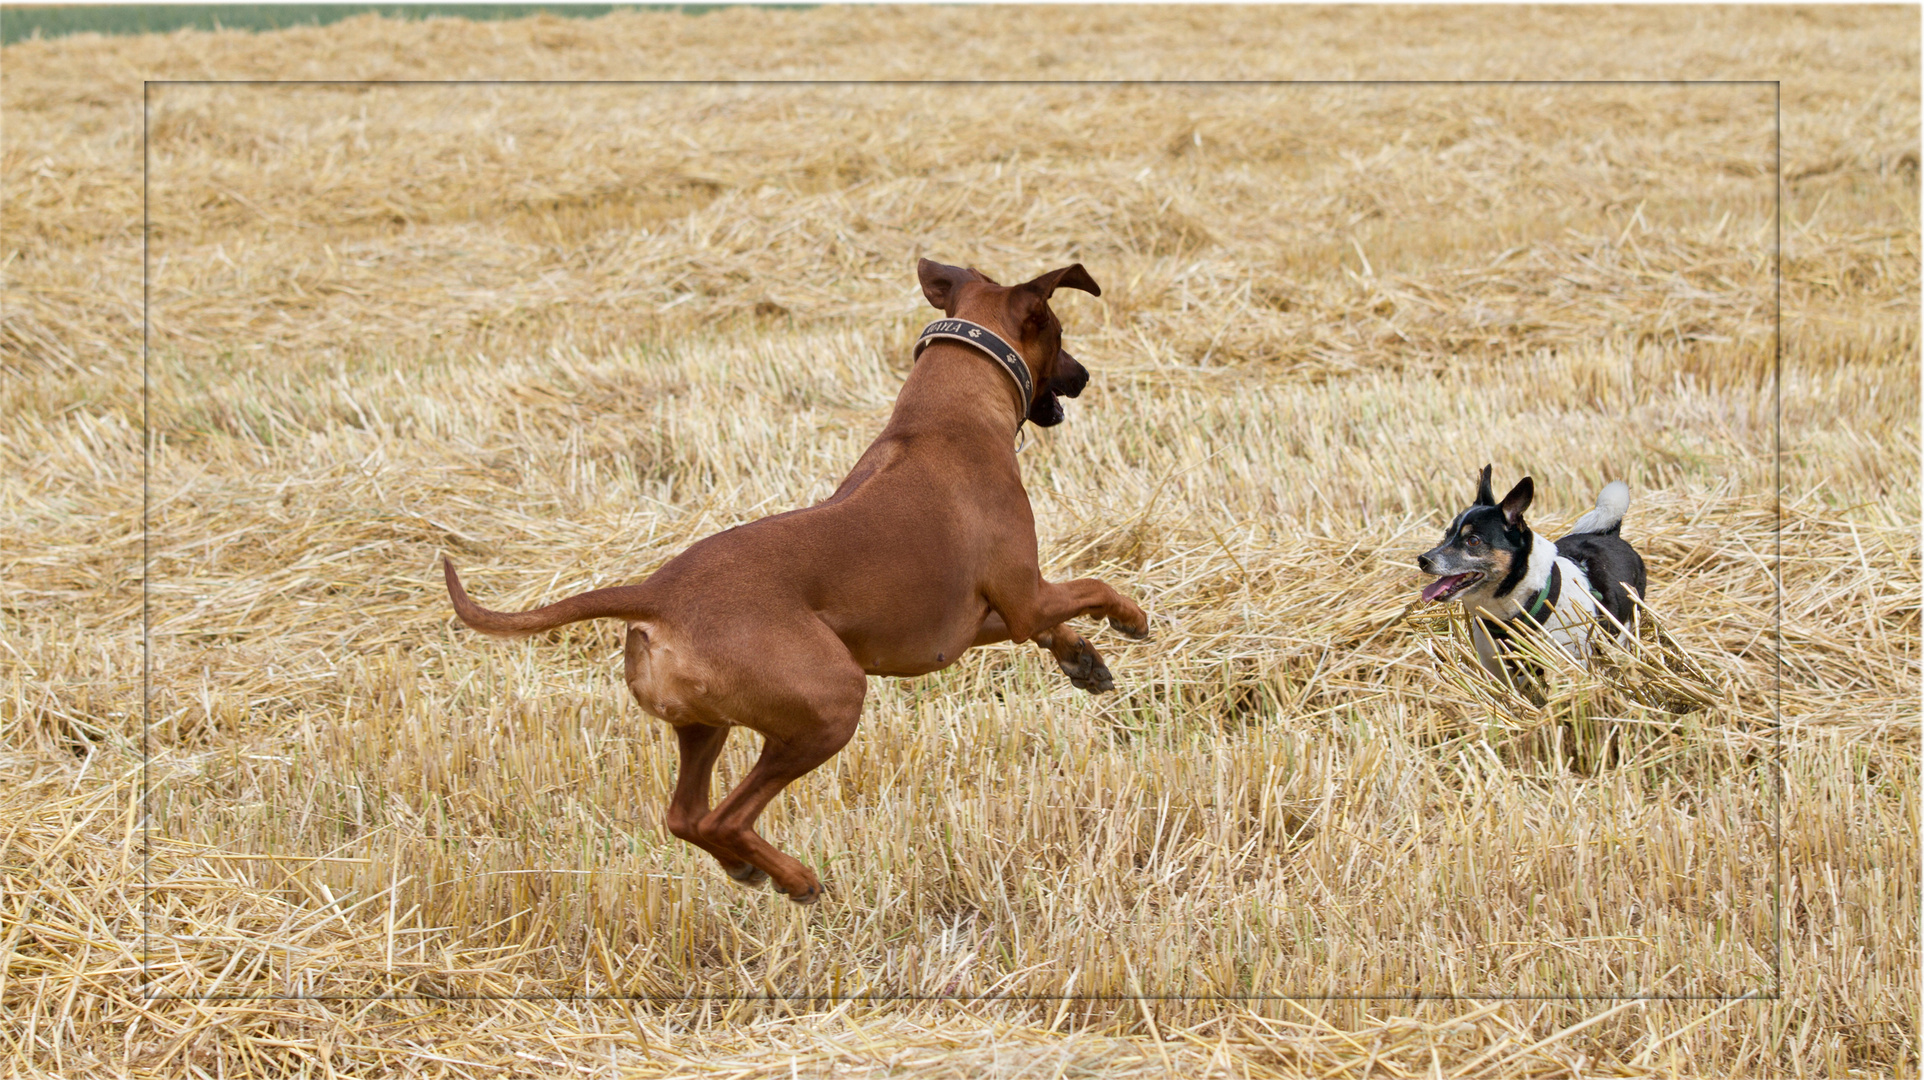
[1422,575,1465,602]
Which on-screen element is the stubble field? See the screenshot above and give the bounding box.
[2,6,1917,1077]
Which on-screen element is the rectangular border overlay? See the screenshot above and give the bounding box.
[137,78,1785,1003]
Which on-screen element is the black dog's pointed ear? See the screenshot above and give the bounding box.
[1020,263,1102,300]
[1498,476,1534,528]
[1474,465,1496,506]
[918,258,985,314]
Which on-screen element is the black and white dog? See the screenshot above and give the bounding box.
[1418,466,1648,685]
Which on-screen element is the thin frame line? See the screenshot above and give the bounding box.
[141,77,154,1000]
[1771,78,1785,1001]
[144,78,1776,87]
[139,77,1785,1006]
[152,992,1767,1003]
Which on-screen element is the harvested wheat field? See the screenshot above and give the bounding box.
[2,5,1918,1078]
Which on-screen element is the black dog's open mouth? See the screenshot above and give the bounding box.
[1421,572,1483,603]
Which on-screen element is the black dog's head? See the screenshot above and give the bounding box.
[917,258,1100,427]
[1417,465,1536,605]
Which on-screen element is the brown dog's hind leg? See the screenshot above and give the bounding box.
[628,625,768,886]
[695,711,860,904]
[976,613,1114,693]
[675,627,867,904]
[661,723,767,887]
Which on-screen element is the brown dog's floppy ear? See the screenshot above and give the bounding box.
[1474,465,1496,507]
[1498,476,1534,529]
[1021,263,1102,299]
[918,259,981,315]
[1011,264,1103,332]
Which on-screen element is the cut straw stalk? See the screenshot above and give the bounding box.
[4,5,1918,1078]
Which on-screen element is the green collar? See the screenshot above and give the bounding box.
[1520,563,1562,625]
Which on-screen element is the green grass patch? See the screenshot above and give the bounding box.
[0,4,777,45]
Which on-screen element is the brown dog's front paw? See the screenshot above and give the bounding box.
[786,883,823,905]
[726,863,770,889]
[1110,612,1151,641]
[1077,662,1116,694]
[1056,644,1115,694]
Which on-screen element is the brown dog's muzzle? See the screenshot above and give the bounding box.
[1053,349,1090,398]
[1029,349,1089,427]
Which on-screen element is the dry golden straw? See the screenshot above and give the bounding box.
[2,5,1917,1077]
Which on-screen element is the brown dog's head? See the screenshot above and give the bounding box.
[917,258,1102,427]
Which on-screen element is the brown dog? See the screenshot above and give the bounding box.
[444,259,1149,903]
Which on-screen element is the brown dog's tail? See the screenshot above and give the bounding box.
[443,558,651,637]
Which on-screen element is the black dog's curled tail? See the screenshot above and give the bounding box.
[1567,480,1630,536]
